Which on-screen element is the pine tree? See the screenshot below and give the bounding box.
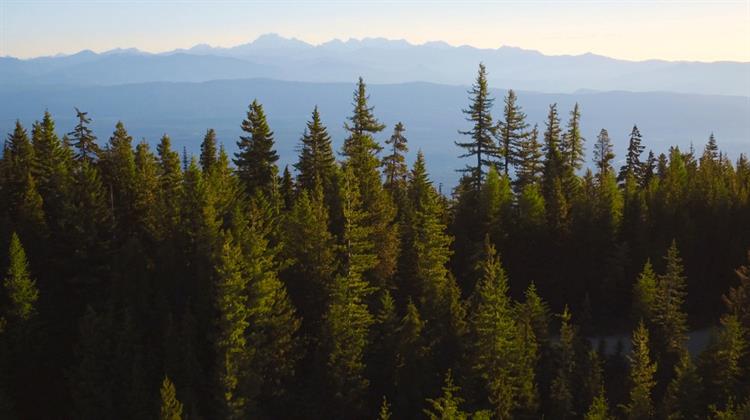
[160,375,183,420]
[663,353,703,419]
[132,141,160,241]
[653,240,688,357]
[214,233,250,419]
[593,129,615,181]
[496,89,529,176]
[294,106,337,193]
[234,99,279,196]
[514,124,543,192]
[199,128,218,173]
[561,103,585,174]
[31,111,72,228]
[2,233,38,323]
[341,77,398,291]
[68,108,100,162]
[618,125,645,184]
[625,321,657,420]
[584,392,612,420]
[383,121,409,192]
[456,63,497,189]
[101,121,137,236]
[423,370,469,420]
[470,240,536,418]
[699,314,746,409]
[550,305,576,418]
[632,260,657,324]
[541,103,568,233]
[322,166,377,416]
[156,135,182,233]
[282,187,337,332]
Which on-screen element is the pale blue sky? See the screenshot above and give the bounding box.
[1,0,749,61]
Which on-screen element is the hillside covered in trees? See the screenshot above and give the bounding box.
[0,65,748,419]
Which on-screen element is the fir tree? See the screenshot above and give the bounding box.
[470,240,535,418]
[383,121,409,192]
[214,233,250,419]
[514,124,544,192]
[632,260,657,324]
[160,375,183,420]
[68,108,100,162]
[584,392,612,420]
[234,100,279,196]
[663,353,703,419]
[456,63,497,189]
[379,396,392,420]
[699,314,746,409]
[423,370,469,420]
[593,129,615,180]
[279,165,294,210]
[294,106,337,194]
[101,121,137,235]
[550,305,576,418]
[541,103,569,233]
[322,166,377,416]
[625,321,657,420]
[618,125,645,184]
[156,135,182,233]
[496,89,529,176]
[2,233,38,323]
[199,128,218,173]
[132,141,160,241]
[653,240,688,357]
[561,103,585,173]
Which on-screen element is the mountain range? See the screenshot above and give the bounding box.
[2,33,749,96]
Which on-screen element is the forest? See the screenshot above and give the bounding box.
[0,64,748,419]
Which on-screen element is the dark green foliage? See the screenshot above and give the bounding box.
[68,108,101,163]
[456,63,497,189]
[0,76,747,420]
[234,99,279,196]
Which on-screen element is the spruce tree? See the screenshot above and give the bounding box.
[2,233,38,323]
[698,314,746,409]
[550,305,576,418]
[199,128,218,173]
[663,353,703,419]
[618,125,645,184]
[541,103,569,233]
[132,141,160,241]
[279,165,294,210]
[234,99,279,196]
[68,108,100,163]
[383,121,409,192]
[294,106,337,194]
[561,103,585,174]
[160,375,184,420]
[496,89,529,176]
[653,240,688,357]
[632,260,657,324]
[470,240,536,418]
[101,121,137,236]
[584,392,612,420]
[341,77,398,291]
[593,129,615,181]
[456,63,497,189]
[322,166,377,416]
[625,321,657,420]
[514,124,543,192]
[214,233,250,419]
[423,370,469,420]
[156,135,182,233]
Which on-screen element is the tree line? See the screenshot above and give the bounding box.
[0,64,748,419]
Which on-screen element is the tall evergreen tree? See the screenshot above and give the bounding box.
[2,233,38,323]
[456,63,497,189]
[199,128,218,173]
[618,125,645,184]
[156,135,182,234]
[561,103,585,173]
[496,89,529,176]
[294,106,337,194]
[550,305,576,418]
[514,124,543,192]
[214,233,250,419]
[423,371,469,420]
[234,100,279,196]
[159,375,183,420]
[383,121,409,192]
[541,103,568,233]
[68,108,100,163]
[625,321,657,420]
[101,121,137,235]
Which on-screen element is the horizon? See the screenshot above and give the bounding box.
[6,32,750,64]
[2,1,749,62]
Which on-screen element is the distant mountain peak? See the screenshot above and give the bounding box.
[250,33,311,49]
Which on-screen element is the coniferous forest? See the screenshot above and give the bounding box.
[1,65,749,419]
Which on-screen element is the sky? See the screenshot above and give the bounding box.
[1,0,749,62]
